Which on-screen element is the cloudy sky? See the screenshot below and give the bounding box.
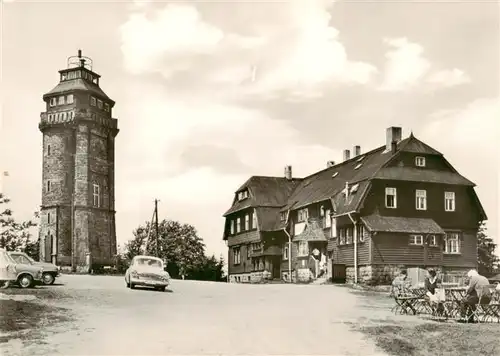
[1,0,498,258]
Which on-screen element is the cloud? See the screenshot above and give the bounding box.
[423,97,499,149]
[120,4,224,77]
[421,97,499,244]
[427,68,470,87]
[379,37,431,91]
[379,38,470,91]
[119,1,377,99]
[179,145,249,174]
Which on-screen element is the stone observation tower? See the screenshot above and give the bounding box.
[39,50,119,272]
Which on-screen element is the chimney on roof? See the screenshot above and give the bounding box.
[386,127,402,152]
[343,149,351,161]
[354,145,361,157]
[284,165,292,180]
[327,161,335,168]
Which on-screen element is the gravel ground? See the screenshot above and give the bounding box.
[1,275,496,356]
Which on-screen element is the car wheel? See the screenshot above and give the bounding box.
[18,274,34,289]
[156,286,166,292]
[42,273,55,285]
[130,283,135,289]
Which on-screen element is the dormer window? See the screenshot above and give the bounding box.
[237,190,249,201]
[90,97,96,106]
[354,163,363,170]
[350,183,359,194]
[356,156,365,162]
[280,211,287,222]
[332,172,338,178]
[415,156,426,167]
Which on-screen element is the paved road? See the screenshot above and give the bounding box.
[0,275,410,355]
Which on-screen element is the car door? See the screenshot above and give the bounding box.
[0,251,17,281]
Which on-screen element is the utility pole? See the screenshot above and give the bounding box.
[154,199,160,258]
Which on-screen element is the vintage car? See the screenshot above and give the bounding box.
[0,248,43,288]
[8,251,60,285]
[125,255,171,292]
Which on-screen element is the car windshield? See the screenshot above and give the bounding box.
[135,258,162,268]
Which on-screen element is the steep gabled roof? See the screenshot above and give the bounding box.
[222,132,486,233]
[223,176,301,216]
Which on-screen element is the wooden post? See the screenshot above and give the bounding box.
[154,199,159,258]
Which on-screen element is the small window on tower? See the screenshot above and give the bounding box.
[66,94,74,104]
[47,213,51,224]
[58,96,65,105]
[47,180,51,192]
[104,103,110,112]
[92,77,98,84]
[47,144,51,156]
[61,73,67,81]
[93,184,100,207]
[49,98,57,107]
[97,99,103,109]
[90,97,96,106]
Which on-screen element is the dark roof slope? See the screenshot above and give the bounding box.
[361,215,445,234]
[43,79,113,102]
[283,141,398,211]
[223,176,301,216]
[373,167,475,186]
[222,133,484,232]
[398,133,442,155]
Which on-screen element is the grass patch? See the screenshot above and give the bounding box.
[0,300,73,343]
[356,321,500,356]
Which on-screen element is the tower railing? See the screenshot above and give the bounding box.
[40,109,118,129]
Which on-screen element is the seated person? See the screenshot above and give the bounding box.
[424,269,445,314]
[391,270,410,297]
[460,269,492,323]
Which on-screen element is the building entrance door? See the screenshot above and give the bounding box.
[272,257,281,279]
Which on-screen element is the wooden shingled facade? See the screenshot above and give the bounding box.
[223,127,487,284]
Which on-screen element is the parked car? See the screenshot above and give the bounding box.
[0,248,43,288]
[8,251,60,285]
[0,248,18,288]
[124,255,171,292]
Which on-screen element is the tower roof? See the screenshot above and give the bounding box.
[43,78,112,102]
[42,49,115,106]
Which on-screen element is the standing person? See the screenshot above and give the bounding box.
[460,269,492,323]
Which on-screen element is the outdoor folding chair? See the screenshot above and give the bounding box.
[391,285,420,315]
[477,303,500,323]
[461,296,491,323]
